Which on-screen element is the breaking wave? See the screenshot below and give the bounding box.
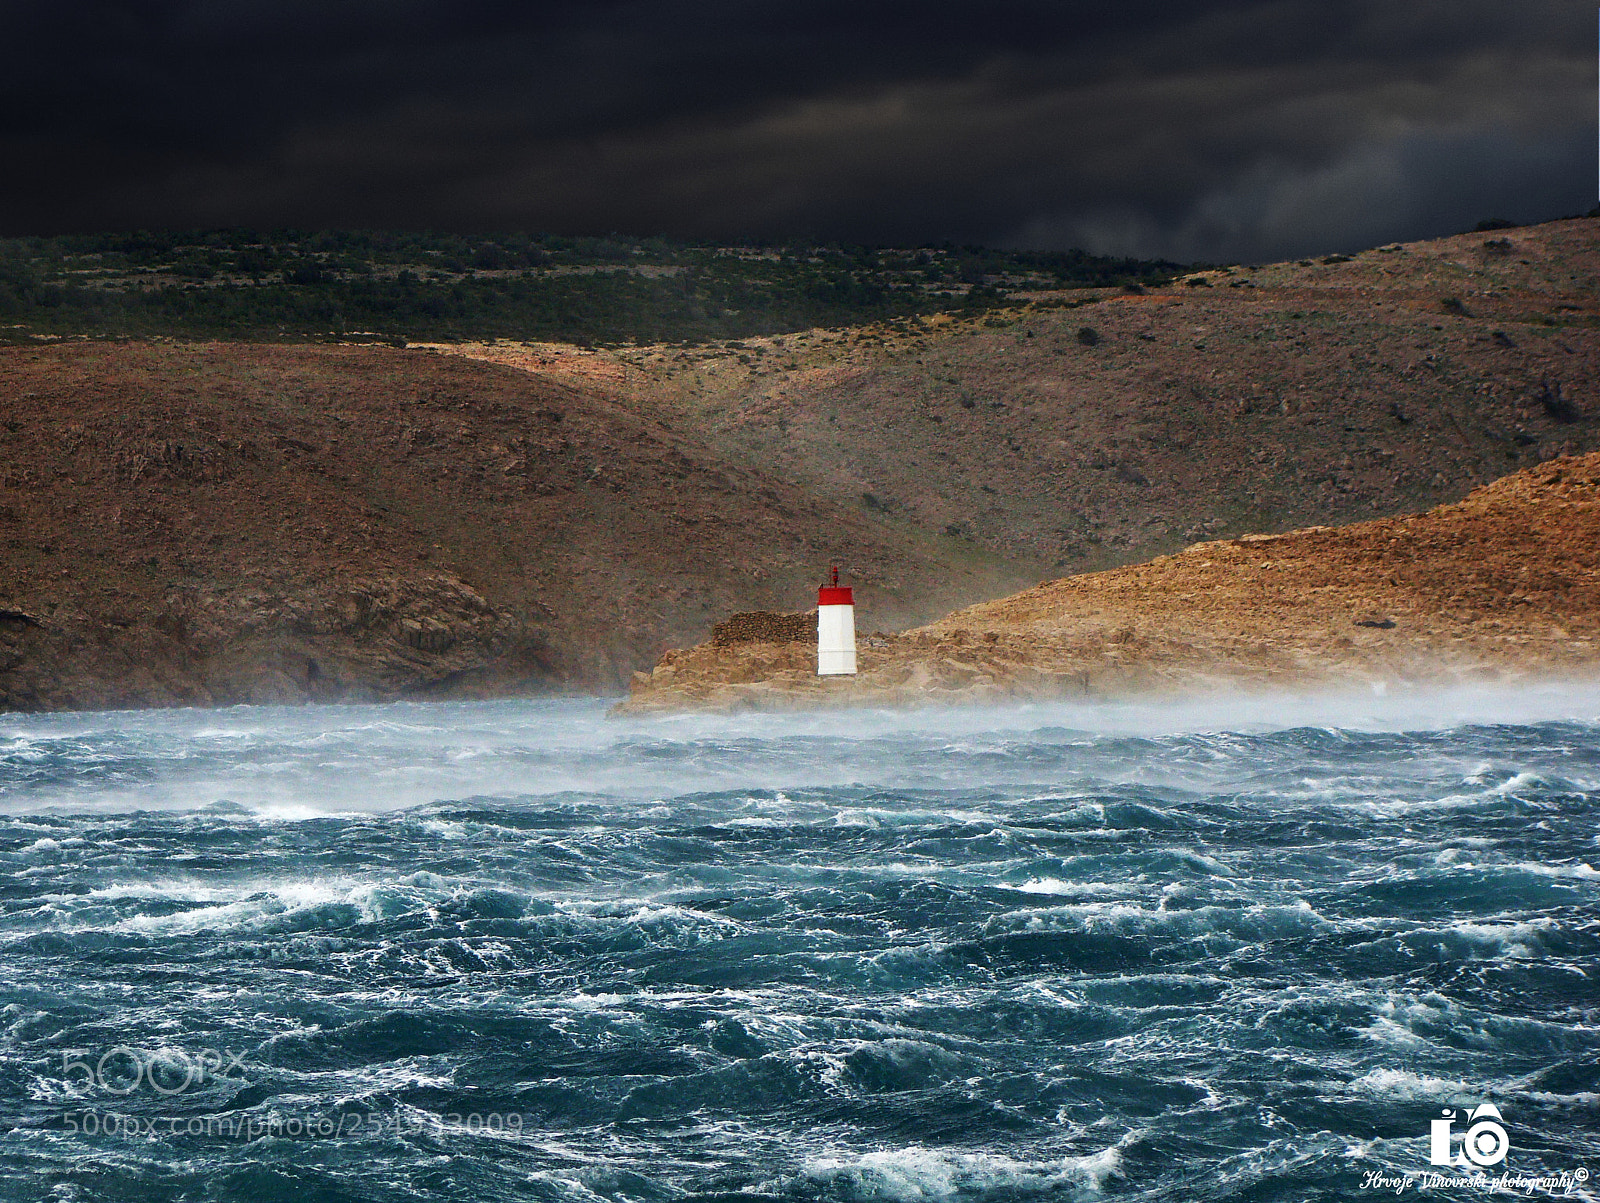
[0,684,1596,1200]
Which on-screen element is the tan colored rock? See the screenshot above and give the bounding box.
[616,453,1600,714]
[710,610,815,647]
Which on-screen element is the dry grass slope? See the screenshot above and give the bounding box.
[449,217,1600,573]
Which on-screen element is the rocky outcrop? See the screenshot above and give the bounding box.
[710,610,815,646]
[616,453,1600,713]
[0,573,554,711]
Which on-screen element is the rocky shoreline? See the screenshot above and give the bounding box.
[615,454,1600,714]
[3,218,1597,713]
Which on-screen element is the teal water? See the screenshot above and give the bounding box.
[1,688,1596,1201]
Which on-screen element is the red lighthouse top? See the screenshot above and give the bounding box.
[818,564,853,607]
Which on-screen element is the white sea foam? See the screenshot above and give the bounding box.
[1,679,1597,817]
[1349,1068,1478,1100]
[1005,878,1133,897]
[1436,918,1556,960]
[798,1143,1124,1200]
[1349,1065,1600,1110]
[0,680,1594,1195]
[988,899,1329,944]
[1485,859,1598,880]
[1357,1015,1436,1051]
[0,874,494,937]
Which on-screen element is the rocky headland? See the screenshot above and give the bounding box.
[616,453,1600,713]
[2,217,1597,711]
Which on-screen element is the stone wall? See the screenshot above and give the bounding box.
[710,610,816,647]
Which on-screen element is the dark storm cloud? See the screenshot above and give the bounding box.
[0,0,1590,258]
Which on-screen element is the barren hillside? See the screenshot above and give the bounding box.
[447,216,1600,571]
[2,217,1598,712]
[0,344,1022,710]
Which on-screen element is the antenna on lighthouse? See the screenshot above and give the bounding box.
[817,565,857,676]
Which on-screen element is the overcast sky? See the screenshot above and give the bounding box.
[0,0,1591,260]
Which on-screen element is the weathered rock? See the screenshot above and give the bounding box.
[0,573,555,711]
[617,453,1600,714]
[710,610,815,647]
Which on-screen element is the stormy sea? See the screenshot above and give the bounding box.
[0,687,1596,1202]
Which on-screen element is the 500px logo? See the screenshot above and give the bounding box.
[60,1047,248,1096]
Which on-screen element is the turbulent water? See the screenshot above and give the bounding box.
[1,687,1597,1202]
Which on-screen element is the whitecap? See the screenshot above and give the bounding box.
[797,1142,1124,1200]
[1349,1068,1478,1100]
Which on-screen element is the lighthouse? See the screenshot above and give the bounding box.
[817,566,857,675]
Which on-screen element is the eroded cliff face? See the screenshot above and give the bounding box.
[615,453,1600,714]
[0,573,555,710]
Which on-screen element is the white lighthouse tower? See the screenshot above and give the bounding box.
[817,566,857,676]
